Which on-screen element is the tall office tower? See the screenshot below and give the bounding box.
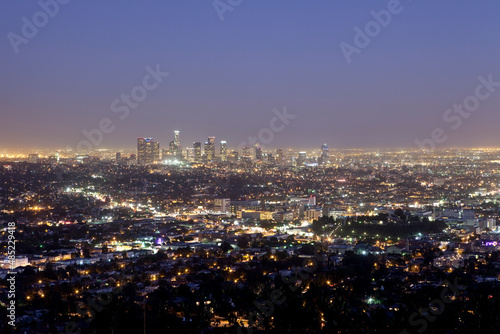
[193,142,202,162]
[241,146,252,163]
[169,141,175,154]
[152,142,160,162]
[115,152,122,164]
[138,138,147,164]
[173,130,182,159]
[220,140,228,162]
[267,153,274,162]
[298,151,306,165]
[205,137,215,162]
[242,146,251,158]
[186,148,195,162]
[320,143,329,165]
[204,141,210,162]
[137,137,160,165]
[161,148,168,160]
[228,150,239,163]
[276,149,284,163]
[176,145,183,160]
[255,146,263,160]
[174,130,180,148]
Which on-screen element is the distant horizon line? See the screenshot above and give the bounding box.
[2,146,500,155]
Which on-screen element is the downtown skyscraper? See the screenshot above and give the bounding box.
[220,140,227,162]
[193,142,202,162]
[169,130,182,159]
[204,137,215,162]
[137,137,160,165]
[320,143,329,165]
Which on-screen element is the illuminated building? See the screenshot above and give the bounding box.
[306,208,322,221]
[214,198,230,213]
[320,143,329,165]
[242,146,251,157]
[228,150,239,162]
[255,146,262,160]
[298,152,306,165]
[173,130,181,159]
[186,147,195,162]
[48,155,58,164]
[220,140,228,162]
[276,149,284,163]
[242,146,252,163]
[193,142,202,162]
[137,137,160,165]
[174,130,180,148]
[205,137,215,162]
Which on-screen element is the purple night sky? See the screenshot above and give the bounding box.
[1,0,500,151]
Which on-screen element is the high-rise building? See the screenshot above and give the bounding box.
[153,143,160,162]
[276,149,284,163]
[298,152,306,165]
[255,146,262,160]
[161,148,169,160]
[168,131,182,159]
[205,137,215,162]
[241,146,252,163]
[115,152,122,164]
[173,130,181,159]
[137,137,160,165]
[186,148,195,162]
[193,142,202,162]
[228,150,239,163]
[320,143,329,165]
[220,140,228,162]
[174,130,180,148]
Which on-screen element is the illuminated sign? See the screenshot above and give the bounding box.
[482,241,498,247]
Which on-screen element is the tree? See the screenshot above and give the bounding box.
[237,235,250,249]
[312,219,323,235]
[220,241,233,253]
[82,248,91,258]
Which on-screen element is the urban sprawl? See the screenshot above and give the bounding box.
[2,134,500,333]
